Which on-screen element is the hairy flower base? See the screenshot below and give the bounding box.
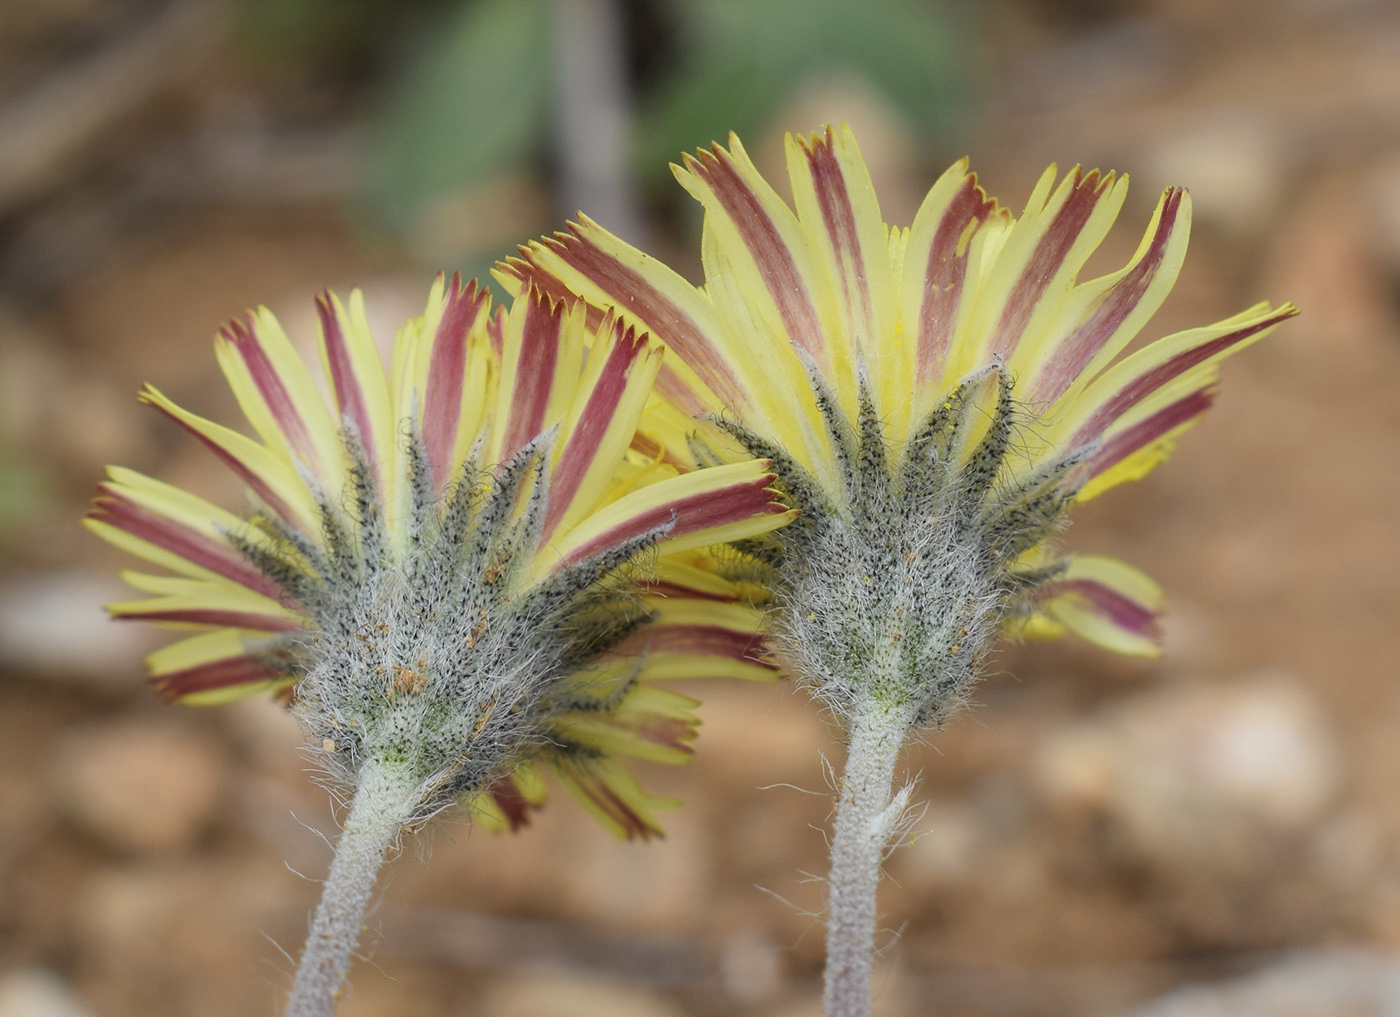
[243,430,667,826]
[727,364,1076,728]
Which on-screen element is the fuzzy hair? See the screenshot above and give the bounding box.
[232,427,670,827]
[723,364,1081,732]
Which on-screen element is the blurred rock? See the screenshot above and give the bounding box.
[1131,948,1400,1017]
[53,719,224,854]
[0,759,49,836]
[333,966,444,1017]
[0,0,227,211]
[0,970,96,1017]
[688,682,827,788]
[1262,167,1397,380]
[221,694,305,768]
[559,806,713,929]
[721,928,784,1004]
[887,798,983,891]
[1156,598,1222,670]
[0,572,154,682]
[1370,151,1400,271]
[1035,673,1342,870]
[75,858,312,1017]
[1143,108,1287,234]
[0,308,64,444]
[408,174,551,269]
[1310,808,1385,890]
[765,997,822,1017]
[50,375,143,467]
[78,864,185,962]
[726,791,821,876]
[379,906,711,988]
[480,968,684,1017]
[233,772,338,877]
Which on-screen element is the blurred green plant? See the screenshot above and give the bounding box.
[634,0,967,182]
[368,0,553,236]
[238,0,972,261]
[236,0,455,77]
[0,457,47,540]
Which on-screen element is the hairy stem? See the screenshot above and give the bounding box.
[285,759,418,1017]
[823,698,917,1017]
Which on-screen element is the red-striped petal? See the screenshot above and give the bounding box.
[1037,576,1161,644]
[139,389,303,526]
[88,489,281,598]
[153,654,286,702]
[114,607,300,631]
[558,476,789,569]
[1030,188,1186,404]
[487,773,538,832]
[618,623,767,664]
[221,317,322,470]
[542,323,649,541]
[1069,306,1296,448]
[498,290,569,464]
[552,758,662,840]
[795,129,875,342]
[423,274,489,489]
[913,174,1002,384]
[683,144,827,363]
[1082,386,1216,482]
[317,292,379,469]
[506,226,743,411]
[989,168,1114,362]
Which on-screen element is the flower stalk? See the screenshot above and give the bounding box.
[286,759,419,1017]
[824,697,918,1017]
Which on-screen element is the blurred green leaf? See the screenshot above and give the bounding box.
[236,0,444,74]
[636,0,966,179]
[634,57,790,179]
[0,460,47,539]
[368,0,553,234]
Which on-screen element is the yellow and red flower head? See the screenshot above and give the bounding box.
[502,124,1296,724]
[88,274,794,839]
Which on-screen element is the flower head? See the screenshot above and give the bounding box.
[502,124,1297,727]
[87,274,793,838]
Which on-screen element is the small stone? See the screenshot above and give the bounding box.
[481,968,685,1017]
[1131,948,1400,1017]
[53,720,225,854]
[221,694,305,767]
[887,798,983,891]
[764,998,822,1017]
[1035,672,1341,871]
[0,572,154,683]
[74,859,313,1017]
[721,928,784,1004]
[1311,809,1384,891]
[689,682,828,788]
[559,805,713,929]
[1368,150,1400,276]
[0,970,96,1017]
[1143,109,1285,234]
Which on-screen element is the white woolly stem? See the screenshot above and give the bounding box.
[285,759,418,1017]
[823,698,917,1017]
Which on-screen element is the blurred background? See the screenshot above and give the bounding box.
[3,0,1400,1014]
